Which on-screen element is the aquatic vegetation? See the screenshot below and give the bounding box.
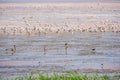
[13,72,120,80]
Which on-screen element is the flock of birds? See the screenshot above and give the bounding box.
[0,23,120,35]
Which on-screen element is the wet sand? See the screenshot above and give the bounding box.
[0,2,120,79]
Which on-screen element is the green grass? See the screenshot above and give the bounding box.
[12,72,120,80]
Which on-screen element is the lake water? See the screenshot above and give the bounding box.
[0,32,120,79]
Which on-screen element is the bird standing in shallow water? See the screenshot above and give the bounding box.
[11,48,14,55]
[91,48,96,54]
[43,46,47,55]
[92,48,95,51]
[65,43,68,55]
[13,45,16,53]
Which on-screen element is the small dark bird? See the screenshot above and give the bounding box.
[38,62,40,66]
[92,48,95,51]
[13,45,16,53]
[5,49,8,54]
[11,48,14,55]
[11,48,14,51]
[5,49,8,51]
[65,43,68,46]
[101,64,103,70]
[65,43,68,55]
[43,46,47,55]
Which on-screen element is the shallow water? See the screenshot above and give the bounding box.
[0,32,120,79]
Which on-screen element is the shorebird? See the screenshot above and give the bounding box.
[91,48,96,54]
[5,49,8,54]
[101,64,103,70]
[5,45,16,55]
[11,48,14,55]
[92,48,95,51]
[65,43,68,55]
[43,46,47,55]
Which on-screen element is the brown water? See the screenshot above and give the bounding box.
[0,32,120,79]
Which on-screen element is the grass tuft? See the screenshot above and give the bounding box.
[12,72,119,80]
